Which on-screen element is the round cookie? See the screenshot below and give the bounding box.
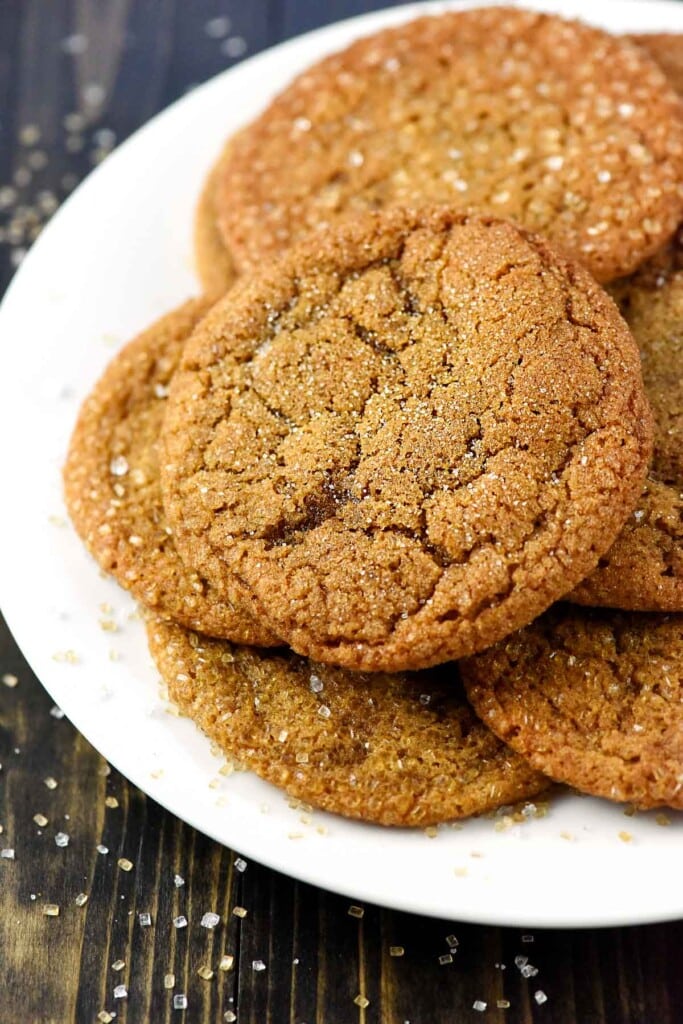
[461,606,683,811]
[146,613,549,826]
[161,208,653,673]
[63,300,278,646]
[633,34,683,96]
[214,8,683,283]
[194,147,237,297]
[572,237,683,610]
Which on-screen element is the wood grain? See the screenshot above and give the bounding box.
[0,2,682,1022]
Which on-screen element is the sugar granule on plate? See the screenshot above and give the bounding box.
[438,954,453,965]
[219,955,234,972]
[348,905,364,919]
[117,857,134,871]
[473,1001,487,1012]
[75,892,88,907]
[44,777,58,790]
[43,903,60,916]
[164,973,175,989]
[353,995,369,1008]
[173,873,185,887]
[252,960,266,972]
[33,814,48,827]
[201,912,220,929]
[234,857,247,873]
[173,994,188,1010]
[2,673,18,688]
[111,959,125,972]
[173,915,187,929]
[197,965,214,981]
[389,946,405,957]
[138,912,152,927]
[96,844,109,855]
[55,832,69,848]
[232,906,247,918]
[535,990,548,1005]
[1,848,15,860]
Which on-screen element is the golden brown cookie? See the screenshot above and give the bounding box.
[146,613,548,826]
[63,300,278,646]
[633,33,683,95]
[572,237,683,610]
[161,208,653,672]
[194,147,237,297]
[214,8,683,283]
[461,606,683,811]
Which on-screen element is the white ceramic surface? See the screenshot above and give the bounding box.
[0,0,682,928]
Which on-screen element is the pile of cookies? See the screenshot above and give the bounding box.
[64,8,683,826]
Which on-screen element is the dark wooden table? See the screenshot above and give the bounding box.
[1,3,682,1022]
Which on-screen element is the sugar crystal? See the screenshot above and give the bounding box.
[201,911,220,929]
[173,915,187,929]
[173,994,188,1010]
[55,832,69,848]
[109,455,129,477]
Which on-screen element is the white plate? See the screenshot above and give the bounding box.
[1,0,682,929]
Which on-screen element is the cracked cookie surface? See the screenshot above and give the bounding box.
[146,613,548,826]
[572,237,683,610]
[160,208,652,672]
[461,606,683,810]
[63,299,278,646]
[214,7,683,283]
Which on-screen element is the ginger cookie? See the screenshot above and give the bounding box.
[161,208,653,672]
[461,606,683,811]
[146,613,548,826]
[63,300,278,646]
[194,147,237,297]
[572,237,683,610]
[634,34,683,96]
[214,8,683,283]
